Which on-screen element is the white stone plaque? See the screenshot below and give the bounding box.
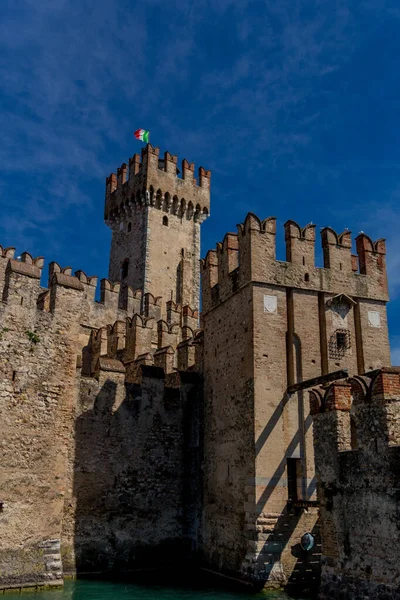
[368,311,381,328]
[264,295,277,314]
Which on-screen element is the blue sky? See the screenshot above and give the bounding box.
[1,0,400,360]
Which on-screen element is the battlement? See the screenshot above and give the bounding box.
[0,246,199,332]
[309,368,400,453]
[201,212,388,312]
[104,143,211,226]
[83,314,203,383]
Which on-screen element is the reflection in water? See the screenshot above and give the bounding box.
[2,579,311,600]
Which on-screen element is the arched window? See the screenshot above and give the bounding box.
[120,259,129,280]
[163,216,169,226]
[128,222,132,232]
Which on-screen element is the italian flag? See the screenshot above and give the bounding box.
[134,129,150,143]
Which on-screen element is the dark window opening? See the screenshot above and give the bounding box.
[120,259,129,280]
[20,297,23,305]
[339,262,342,270]
[350,417,358,450]
[302,256,305,265]
[176,262,182,304]
[128,222,132,232]
[304,273,310,282]
[336,331,347,349]
[12,371,16,381]
[287,458,302,503]
[163,216,169,226]
[329,329,351,359]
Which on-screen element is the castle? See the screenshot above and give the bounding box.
[0,142,393,596]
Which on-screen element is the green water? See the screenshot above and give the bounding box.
[2,580,311,600]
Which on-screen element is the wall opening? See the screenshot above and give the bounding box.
[304,273,310,282]
[336,331,347,350]
[302,256,305,266]
[350,416,358,450]
[163,216,169,226]
[128,222,132,232]
[329,329,351,359]
[120,259,129,280]
[287,458,302,502]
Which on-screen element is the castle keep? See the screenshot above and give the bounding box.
[0,142,393,595]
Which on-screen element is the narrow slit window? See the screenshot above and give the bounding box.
[120,259,129,280]
[287,457,302,503]
[163,216,169,226]
[351,416,358,450]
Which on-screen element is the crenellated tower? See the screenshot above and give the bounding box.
[104,144,211,313]
[200,212,391,588]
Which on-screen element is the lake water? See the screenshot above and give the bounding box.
[1,579,312,600]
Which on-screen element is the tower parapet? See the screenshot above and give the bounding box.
[201,212,388,312]
[104,143,210,225]
[105,144,210,312]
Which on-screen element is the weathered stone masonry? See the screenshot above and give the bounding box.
[200,214,390,589]
[0,140,393,593]
[310,370,400,600]
[0,143,208,589]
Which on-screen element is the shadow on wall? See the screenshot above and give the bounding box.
[68,373,202,576]
[253,388,320,594]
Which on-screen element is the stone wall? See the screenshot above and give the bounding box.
[310,370,400,599]
[61,367,202,575]
[0,243,202,589]
[201,283,255,577]
[0,254,81,588]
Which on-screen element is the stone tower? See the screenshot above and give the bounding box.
[200,214,390,587]
[104,144,211,312]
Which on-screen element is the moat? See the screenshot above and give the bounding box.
[1,580,312,600]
